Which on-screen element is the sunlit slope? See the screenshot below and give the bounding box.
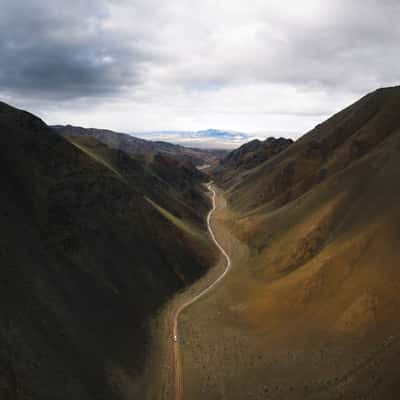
[224,130,400,337]
[193,86,400,399]
[225,86,400,214]
[219,87,400,336]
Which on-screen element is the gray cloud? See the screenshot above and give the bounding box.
[0,0,399,138]
[0,0,154,99]
[160,0,400,92]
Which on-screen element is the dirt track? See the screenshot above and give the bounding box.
[171,183,231,400]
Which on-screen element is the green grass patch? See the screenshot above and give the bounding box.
[65,136,126,183]
[145,197,202,238]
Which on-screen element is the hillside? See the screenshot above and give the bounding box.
[180,86,400,399]
[53,125,227,167]
[221,86,400,213]
[0,102,217,400]
[213,136,293,184]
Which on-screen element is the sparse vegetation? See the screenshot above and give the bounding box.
[2,85,400,400]
[145,197,203,239]
[0,101,216,400]
[64,135,126,182]
[177,86,400,400]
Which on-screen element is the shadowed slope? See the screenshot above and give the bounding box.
[53,125,227,167]
[0,102,216,400]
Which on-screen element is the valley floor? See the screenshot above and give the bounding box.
[140,183,400,400]
[141,185,230,400]
[151,185,400,400]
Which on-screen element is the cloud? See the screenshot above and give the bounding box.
[0,0,399,141]
[153,0,400,92]
[134,129,253,149]
[0,0,154,100]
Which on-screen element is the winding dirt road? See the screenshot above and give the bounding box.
[172,183,231,400]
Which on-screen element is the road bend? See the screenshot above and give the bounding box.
[172,183,231,400]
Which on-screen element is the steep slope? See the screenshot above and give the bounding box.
[181,86,400,399]
[0,102,216,400]
[62,134,209,226]
[53,125,227,167]
[223,86,400,213]
[213,137,293,184]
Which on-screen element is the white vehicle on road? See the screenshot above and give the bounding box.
[173,335,178,342]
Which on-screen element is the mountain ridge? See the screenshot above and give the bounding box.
[214,136,293,184]
[180,85,400,399]
[53,125,228,166]
[132,128,252,149]
[0,101,217,400]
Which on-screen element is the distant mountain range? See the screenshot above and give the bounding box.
[3,86,400,399]
[134,129,252,149]
[53,125,228,166]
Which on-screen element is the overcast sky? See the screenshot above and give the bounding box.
[1,0,399,143]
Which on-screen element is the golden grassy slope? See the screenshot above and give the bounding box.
[222,102,400,342]
[178,88,400,400]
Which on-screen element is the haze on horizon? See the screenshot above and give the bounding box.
[1,0,400,146]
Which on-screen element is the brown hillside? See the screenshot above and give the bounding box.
[214,136,293,185]
[182,86,400,400]
[223,86,400,214]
